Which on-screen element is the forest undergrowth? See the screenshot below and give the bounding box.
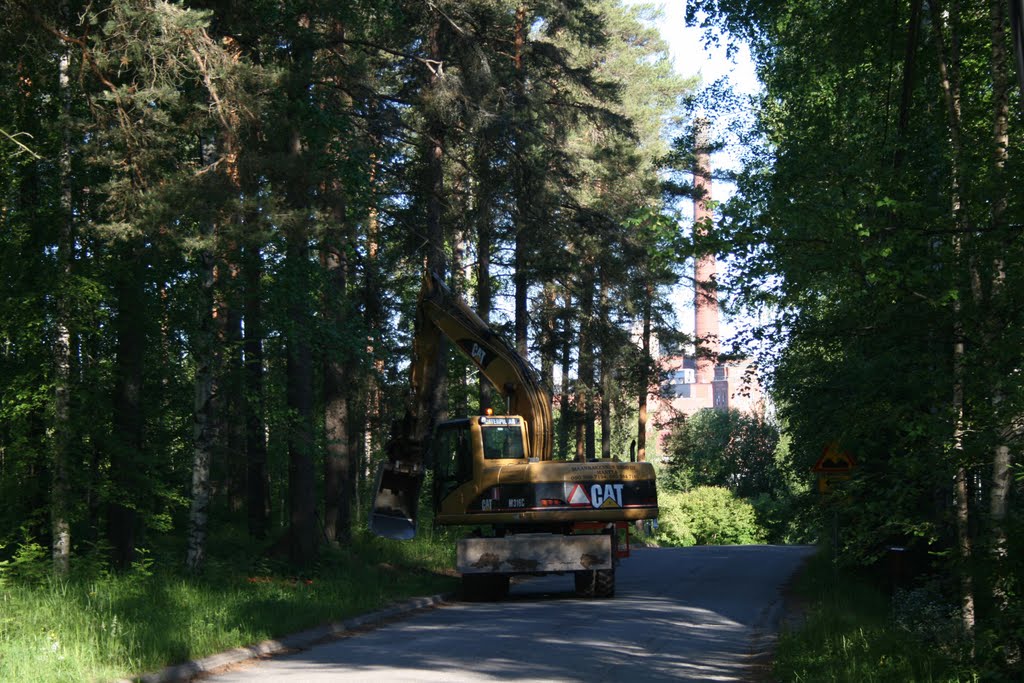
[0,530,458,683]
[774,549,979,683]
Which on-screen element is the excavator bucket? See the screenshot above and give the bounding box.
[369,460,424,540]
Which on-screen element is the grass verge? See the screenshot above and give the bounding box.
[773,550,975,682]
[0,531,459,682]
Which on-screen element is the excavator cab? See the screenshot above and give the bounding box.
[432,415,530,514]
[372,414,532,540]
[480,419,527,460]
[433,419,474,502]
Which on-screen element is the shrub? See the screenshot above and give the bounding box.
[654,486,767,547]
[0,534,50,587]
[748,491,818,544]
[652,489,697,547]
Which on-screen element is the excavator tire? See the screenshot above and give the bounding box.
[574,570,596,598]
[595,567,615,598]
[461,573,510,601]
[575,566,615,599]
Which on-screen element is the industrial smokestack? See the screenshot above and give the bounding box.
[692,117,719,384]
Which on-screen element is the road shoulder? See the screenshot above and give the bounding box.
[114,593,453,683]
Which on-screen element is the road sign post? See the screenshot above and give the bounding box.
[812,443,856,563]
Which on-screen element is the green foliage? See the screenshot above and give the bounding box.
[1,0,690,593]
[774,551,974,682]
[0,532,458,682]
[0,534,50,588]
[685,0,1024,669]
[663,408,810,543]
[747,490,816,546]
[654,486,766,547]
[651,489,697,546]
[892,583,965,651]
[665,408,783,496]
[129,548,155,583]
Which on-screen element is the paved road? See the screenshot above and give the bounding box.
[209,545,814,682]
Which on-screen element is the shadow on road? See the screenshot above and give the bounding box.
[209,545,814,683]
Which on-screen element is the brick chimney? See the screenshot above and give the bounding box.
[693,117,719,384]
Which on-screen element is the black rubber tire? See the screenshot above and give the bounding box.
[574,570,596,598]
[594,566,615,598]
[461,573,509,601]
[575,566,615,598]
[492,573,510,599]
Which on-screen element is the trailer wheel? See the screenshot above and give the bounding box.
[574,569,596,598]
[575,566,615,598]
[594,566,615,598]
[461,573,509,601]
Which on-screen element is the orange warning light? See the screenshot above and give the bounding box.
[484,407,494,416]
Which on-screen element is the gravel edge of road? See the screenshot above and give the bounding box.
[112,593,455,683]
[746,554,813,682]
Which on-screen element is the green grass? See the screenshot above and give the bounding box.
[0,531,459,682]
[773,551,976,682]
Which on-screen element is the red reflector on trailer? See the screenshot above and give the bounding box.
[540,499,565,507]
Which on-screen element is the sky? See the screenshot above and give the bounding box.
[630,0,759,98]
[623,0,761,345]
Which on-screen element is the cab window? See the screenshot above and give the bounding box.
[435,424,473,498]
[482,426,525,460]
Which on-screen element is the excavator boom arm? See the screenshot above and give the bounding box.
[371,271,553,539]
[416,272,553,459]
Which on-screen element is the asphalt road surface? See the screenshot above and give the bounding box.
[208,545,815,682]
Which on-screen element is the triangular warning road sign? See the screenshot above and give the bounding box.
[567,484,591,507]
[812,442,856,473]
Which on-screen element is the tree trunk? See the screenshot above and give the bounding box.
[476,199,493,414]
[243,244,269,540]
[322,336,351,547]
[51,39,73,577]
[600,367,612,460]
[362,191,383,497]
[558,295,573,460]
[636,283,652,463]
[323,184,353,546]
[986,0,1012,627]
[1013,0,1024,111]
[598,276,611,460]
[576,273,595,462]
[892,0,923,170]
[109,245,145,570]
[218,256,246,514]
[452,225,469,416]
[187,229,216,573]
[931,0,976,645]
[540,284,557,393]
[514,241,529,360]
[513,4,530,361]
[954,457,976,643]
[282,19,318,567]
[285,234,317,565]
[419,12,448,446]
[285,194,317,565]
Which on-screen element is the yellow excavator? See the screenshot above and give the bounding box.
[370,272,658,599]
